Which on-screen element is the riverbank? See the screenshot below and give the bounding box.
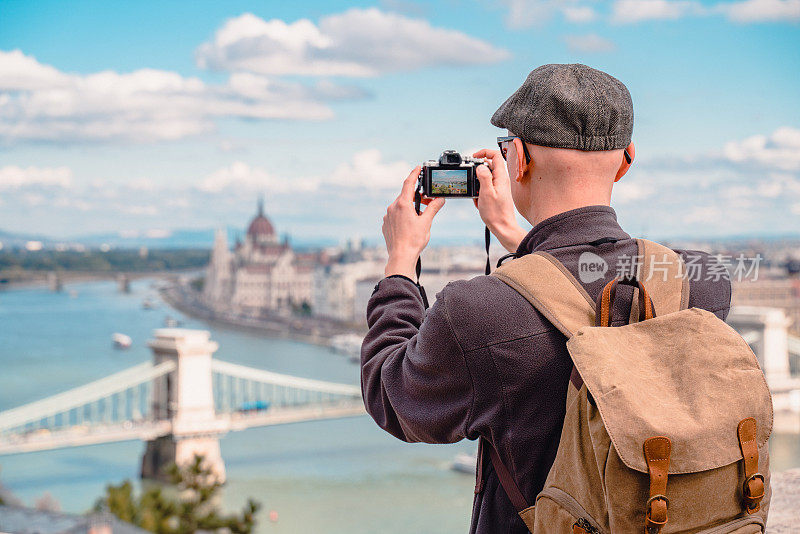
[160,279,364,347]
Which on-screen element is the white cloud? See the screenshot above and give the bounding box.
[0,49,69,91]
[198,161,302,194]
[126,178,159,192]
[0,165,73,190]
[122,205,159,216]
[611,0,704,23]
[21,193,47,206]
[683,205,724,225]
[721,0,800,22]
[563,6,598,22]
[563,34,617,53]
[4,143,798,240]
[328,149,412,189]
[610,0,798,23]
[53,196,92,211]
[723,127,800,171]
[505,0,592,27]
[0,149,418,238]
[198,150,411,195]
[613,181,654,203]
[0,50,344,143]
[196,9,510,77]
[611,130,800,237]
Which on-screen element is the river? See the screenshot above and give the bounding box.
[0,279,797,533]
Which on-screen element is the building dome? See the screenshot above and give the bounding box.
[247,199,275,238]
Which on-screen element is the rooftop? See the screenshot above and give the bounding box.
[0,505,147,534]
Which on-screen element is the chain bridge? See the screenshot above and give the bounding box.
[0,329,365,481]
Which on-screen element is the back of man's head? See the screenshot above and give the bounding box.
[492,64,635,222]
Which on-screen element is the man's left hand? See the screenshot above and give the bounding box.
[382,166,445,279]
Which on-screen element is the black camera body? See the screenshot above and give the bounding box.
[419,150,484,198]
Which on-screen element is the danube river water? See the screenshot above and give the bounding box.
[1,279,798,533]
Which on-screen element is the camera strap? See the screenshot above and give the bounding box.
[485,226,491,276]
[413,186,492,309]
[413,187,430,309]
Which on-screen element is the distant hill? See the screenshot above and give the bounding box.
[75,228,219,249]
[0,229,56,248]
[0,228,340,250]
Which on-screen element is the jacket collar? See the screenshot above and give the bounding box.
[516,205,630,255]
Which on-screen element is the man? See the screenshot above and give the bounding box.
[361,64,730,533]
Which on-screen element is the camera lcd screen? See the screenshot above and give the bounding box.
[430,169,469,195]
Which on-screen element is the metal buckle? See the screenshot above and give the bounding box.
[646,494,670,510]
[743,473,765,498]
[645,494,669,530]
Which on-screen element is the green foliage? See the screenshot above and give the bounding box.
[0,248,209,276]
[94,455,259,534]
[189,277,204,292]
[292,300,313,316]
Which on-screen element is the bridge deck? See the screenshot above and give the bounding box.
[0,400,365,456]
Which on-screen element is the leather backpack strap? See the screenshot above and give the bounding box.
[492,251,596,338]
[643,436,672,534]
[484,438,529,512]
[629,239,690,322]
[737,418,765,514]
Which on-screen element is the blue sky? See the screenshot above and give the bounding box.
[0,0,798,244]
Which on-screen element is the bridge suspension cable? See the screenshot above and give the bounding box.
[0,360,175,434]
[210,359,360,396]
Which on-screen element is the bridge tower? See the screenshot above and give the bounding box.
[116,273,130,293]
[728,306,793,388]
[141,329,227,482]
[47,271,62,292]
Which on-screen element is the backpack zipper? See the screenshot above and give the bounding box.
[574,517,601,534]
[537,486,604,534]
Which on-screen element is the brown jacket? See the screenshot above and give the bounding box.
[361,206,731,534]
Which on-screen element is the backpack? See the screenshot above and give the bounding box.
[483,239,772,534]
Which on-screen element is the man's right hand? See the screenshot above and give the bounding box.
[473,148,528,253]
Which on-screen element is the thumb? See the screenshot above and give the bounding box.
[475,164,495,195]
[422,197,445,221]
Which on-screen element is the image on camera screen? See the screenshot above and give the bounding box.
[431,169,468,195]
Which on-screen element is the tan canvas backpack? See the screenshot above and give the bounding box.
[486,239,772,534]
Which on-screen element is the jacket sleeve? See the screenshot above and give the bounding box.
[360,276,474,444]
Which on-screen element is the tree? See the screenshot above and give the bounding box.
[94,455,259,534]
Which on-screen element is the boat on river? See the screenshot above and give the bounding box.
[112,333,132,349]
[451,452,477,474]
[330,333,363,361]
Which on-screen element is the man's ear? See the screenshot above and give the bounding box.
[513,137,532,183]
[614,142,635,182]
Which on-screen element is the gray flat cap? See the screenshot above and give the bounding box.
[491,64,633,151]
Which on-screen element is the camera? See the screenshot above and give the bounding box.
[419,150,484,198]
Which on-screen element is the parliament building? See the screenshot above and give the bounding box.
[202,201,314,316]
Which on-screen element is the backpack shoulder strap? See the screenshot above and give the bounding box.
[635,239,690,317]
[487,251,594,518]
[492,251,595,337]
